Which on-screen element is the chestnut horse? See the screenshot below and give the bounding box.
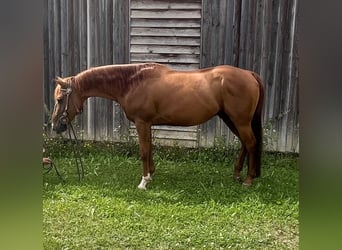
[51,63,264,189]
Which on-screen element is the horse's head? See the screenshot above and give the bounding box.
[51,76,82,134]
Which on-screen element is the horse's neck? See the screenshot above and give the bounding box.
[76,65,132,103]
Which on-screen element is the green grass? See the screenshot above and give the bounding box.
[43,140,299,249]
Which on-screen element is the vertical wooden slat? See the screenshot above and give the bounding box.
[290,0,299,152]
[260,0,271,124]
[199,0,216,147]
[282,0,299,152]
[252,0,263,73]
[71,1,79,75]
[88,0,114,141]
[232,0,242,67]
[113,0,130,64]
[43,0,52,116]
[113,0,130,140]
[94,0,104,140]
[79,0,88,71]
[53,0,61,79]
[246,0,256,70]
[86,0,96,140]
[274,0,288,151]
[76,0,88,135]
[105,0,114,139]
[60,0,67,77]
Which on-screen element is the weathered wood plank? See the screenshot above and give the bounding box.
[113,0,130,64]
[53,0,61,78]
[131,124,198,133]
[130,125,198,147]
[76,0,88,135]
[130,44,200,55]
[252,0,263,73]
[131,0,201,10]
[43,0,52,123]
[130,53,200,63]
[131,27,201,37]
[163,63,200,70]
[92,0,113,141]
[131,36,201,46]
[246,0,257,70]
[45,0,55,111]
[131,10,201,19]
[260,0,272,110]
[131,19,201,28]
[113,0,130,140]
[232,0,242,67]
[85,0,97,140]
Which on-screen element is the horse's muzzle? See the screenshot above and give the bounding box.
[52,123,67,134]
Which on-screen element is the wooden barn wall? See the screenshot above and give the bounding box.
[43,0,130,142]
[130,0,202,70]
[200,0,299,152]
[44,0,299,152]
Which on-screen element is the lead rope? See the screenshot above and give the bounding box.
[43,161,64,182]
[67,122,85,181]
[62,81,84,181]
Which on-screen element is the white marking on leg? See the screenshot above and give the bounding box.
[137,173,152,190]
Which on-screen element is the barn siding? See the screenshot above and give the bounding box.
[130,0,202,70]
[200,0,299,152]
[44,0,299,152]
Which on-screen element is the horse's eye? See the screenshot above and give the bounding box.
[57,98,63,104]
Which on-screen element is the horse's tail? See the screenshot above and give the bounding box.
[251,72,264,177]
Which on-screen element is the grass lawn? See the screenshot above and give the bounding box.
[43,140,299,249]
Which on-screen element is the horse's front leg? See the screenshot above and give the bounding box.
[135,120,153,190]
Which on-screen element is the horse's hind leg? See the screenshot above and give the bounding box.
[217,112,246,181]
[235,125,257,186]
[233,146,246,181]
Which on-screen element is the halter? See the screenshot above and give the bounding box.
[59,83,73,125]
[58,79,82,125]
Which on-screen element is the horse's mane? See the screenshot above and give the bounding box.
[75,63,165,95]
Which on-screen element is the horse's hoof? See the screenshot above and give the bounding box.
[137,184,147,190]
[242,182,252,187]
[233,175,242,182]
[242,178,253,186]
[234,177,242,183]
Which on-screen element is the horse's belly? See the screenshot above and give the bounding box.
[153,98,219,126]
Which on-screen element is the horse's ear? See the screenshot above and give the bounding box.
[55,77,68,88]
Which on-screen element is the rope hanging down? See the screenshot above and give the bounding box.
[67,122,85,181]
[43,161,64,181]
